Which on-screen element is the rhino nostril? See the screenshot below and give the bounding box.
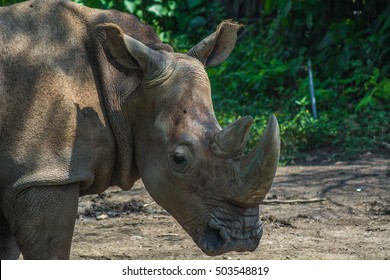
[205,227,224,251]
[199,223,228,254]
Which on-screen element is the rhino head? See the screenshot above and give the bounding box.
[100,21,280,256]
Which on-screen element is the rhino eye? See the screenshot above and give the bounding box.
[173,154,186,165]
[169,146,191,173]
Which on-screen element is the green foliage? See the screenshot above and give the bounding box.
[210,0,389,162]
[74,0,224,50]
[263,0,390,108]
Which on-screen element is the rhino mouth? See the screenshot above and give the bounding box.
[196,217,263,256]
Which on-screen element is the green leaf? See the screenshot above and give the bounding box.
[318,32,333,50]
[306,13,313,29]
[124,0,141,13]
[264,0,274,14]
[280,0,292,18]
[381,14,390,32]
[147,4,168,17]
[187,0,202,9]
[356,95,375,112]
[372,78,390,100]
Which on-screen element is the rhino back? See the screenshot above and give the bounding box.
[0,0,118,194]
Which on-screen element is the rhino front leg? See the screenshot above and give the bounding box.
[6,183,80,260]
[0,210,21,259]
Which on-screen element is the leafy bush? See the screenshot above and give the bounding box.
[74,0,225,50]
[208,0,389,162]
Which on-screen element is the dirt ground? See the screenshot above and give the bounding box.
[71,152,390,260]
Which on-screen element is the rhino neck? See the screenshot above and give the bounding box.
[91,39,142,191]
[87,8,171,189]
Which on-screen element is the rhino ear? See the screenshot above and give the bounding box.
[98,23,162,72]
[188,20,242,67]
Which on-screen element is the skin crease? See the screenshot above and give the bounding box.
[0,0,278,259]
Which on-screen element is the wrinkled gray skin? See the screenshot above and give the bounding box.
[0,0,280,259]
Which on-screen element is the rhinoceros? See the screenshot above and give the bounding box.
[0,0,280,259]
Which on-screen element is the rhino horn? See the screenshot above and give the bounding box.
[210,116,253,158]
[232,114,280,207]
